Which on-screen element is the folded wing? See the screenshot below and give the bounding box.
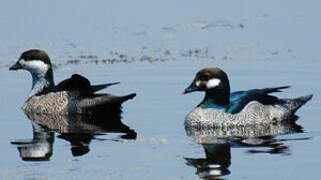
[38,74,119,96]
[227,86,290,114]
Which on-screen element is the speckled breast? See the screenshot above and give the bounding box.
[22,91,79,114]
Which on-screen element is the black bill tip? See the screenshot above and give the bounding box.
[9,62,22,71]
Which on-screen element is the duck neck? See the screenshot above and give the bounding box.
[29,68,54,97]
[200,88,230,108]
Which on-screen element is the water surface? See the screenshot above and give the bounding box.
[0,0,321,179]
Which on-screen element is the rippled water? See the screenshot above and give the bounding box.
[1,0,321,179]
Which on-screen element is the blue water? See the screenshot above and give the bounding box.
[0,0,321,179]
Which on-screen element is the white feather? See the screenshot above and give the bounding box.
[206,78,221,88]
[19,59,51,97]
[195,80,201,87]
[20,59,49,75]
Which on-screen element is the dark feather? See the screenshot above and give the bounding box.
[78,93,137,115]
[37,74,119,96]
[91,82,120,93]
[260,86,290,93]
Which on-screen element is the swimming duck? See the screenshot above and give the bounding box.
[183,67,312,127]
[9,49,136,115]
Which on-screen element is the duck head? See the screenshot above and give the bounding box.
[10,49,52,73]
[183,67,231,105]
[10,49,54,97]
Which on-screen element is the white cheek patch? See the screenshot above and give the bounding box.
[206,78,221,88]
[20,59,49,73]
[195,80,201,87]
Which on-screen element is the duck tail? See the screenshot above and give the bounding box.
[285,94,313,114]
[91,82,120,93]
[263,86,290,94]
[119,93,137,103]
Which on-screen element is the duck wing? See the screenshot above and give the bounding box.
[227,86,290,114]
[76,93,136,115]
[38,74,119,96]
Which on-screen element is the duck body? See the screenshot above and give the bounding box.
[183,67,312,127]
[22,74,135,115]
[186,94,312,127]
[23,88,135,115]
[10,49,136,115]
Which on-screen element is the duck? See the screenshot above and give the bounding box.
[182,67,313,127]
[9,49,136,115]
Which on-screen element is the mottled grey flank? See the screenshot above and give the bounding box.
[185,95,312,128]
[23,91,79,115]
[23,90,129,115]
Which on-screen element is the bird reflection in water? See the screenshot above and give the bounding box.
[11,110,136,161]
[184,121,310,179]
[185,143,231,178]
